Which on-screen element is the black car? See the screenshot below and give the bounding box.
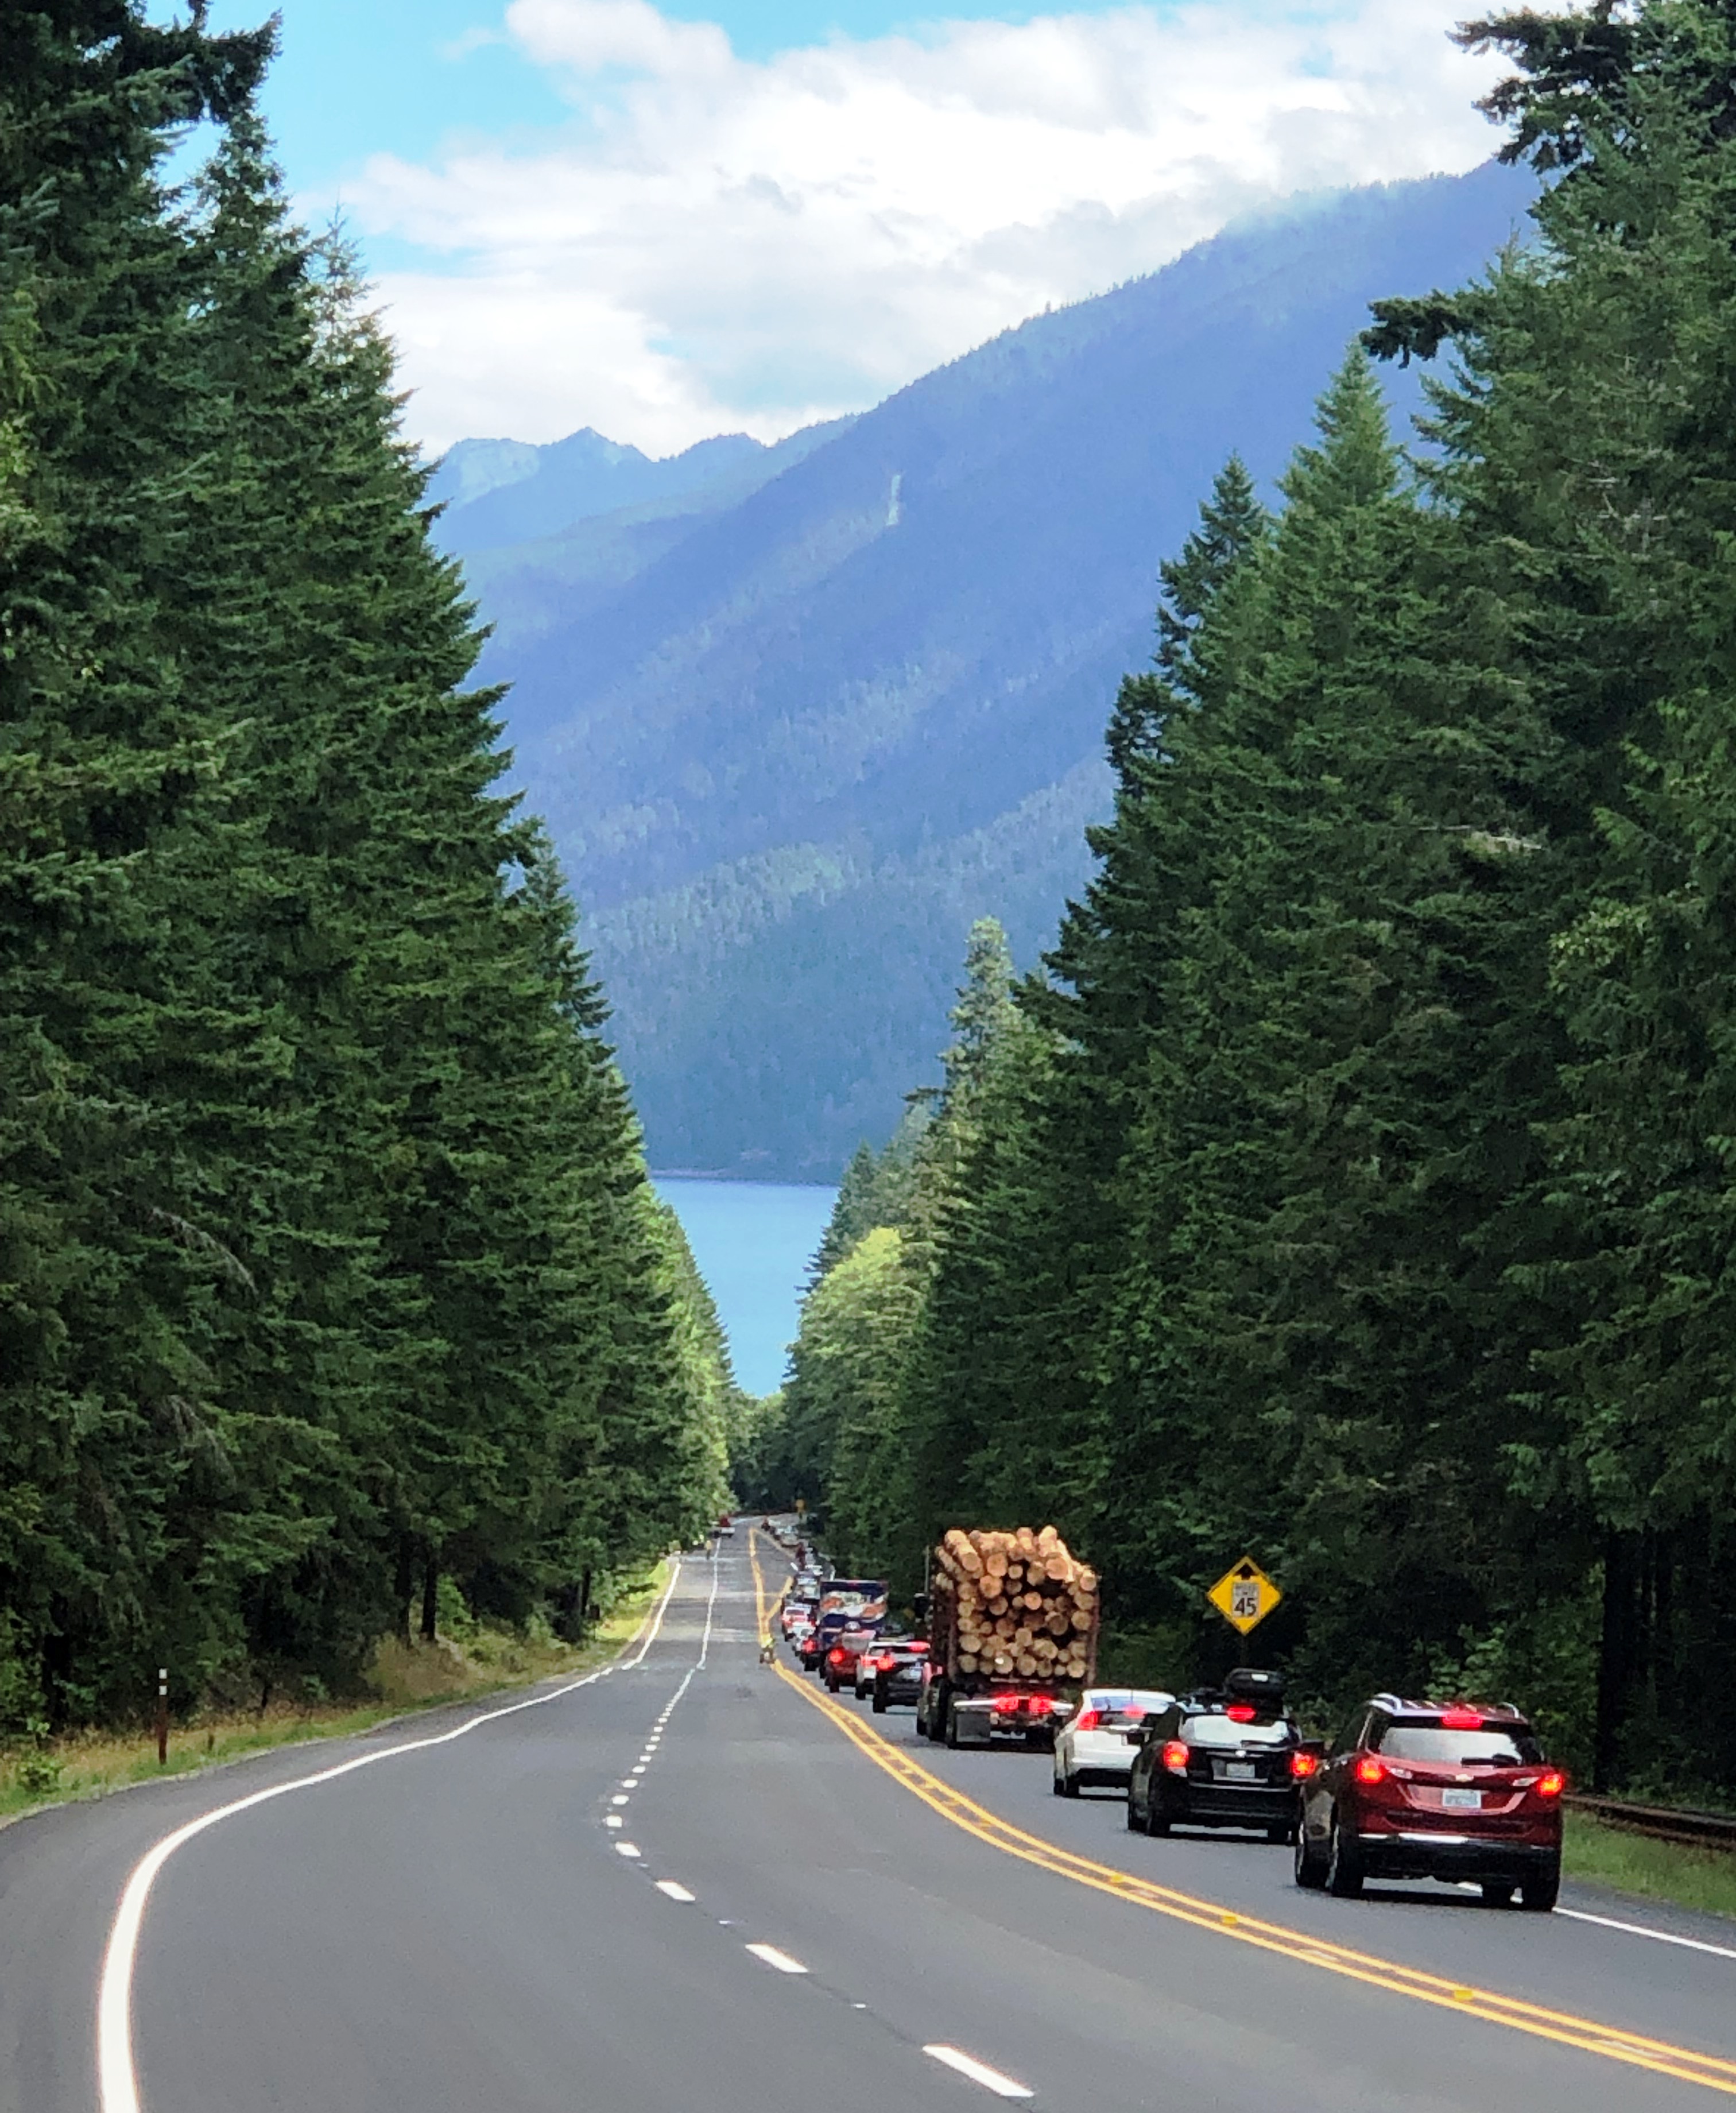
[868,1643,929,1711]
[1126,1669,1314,1842]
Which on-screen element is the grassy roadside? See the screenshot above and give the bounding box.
[1563,1811,1736,1921]
[0,1560,672,1831]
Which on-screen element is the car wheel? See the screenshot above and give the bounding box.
[826,1667,839,1692]
[1126,1786,1144,1831]
[1060,1768,1080,1798]
[872,1688,888,1713]
[1325,1813,1364,1898]
[1294,1821,1329,1890]
[1481,1882,1514,1908]
[944,1701,962,1750]
[1521,1864,1560,1913]
[1053,1769,1067,1797]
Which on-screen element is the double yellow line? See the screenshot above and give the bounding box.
[750,1531,1736,2096]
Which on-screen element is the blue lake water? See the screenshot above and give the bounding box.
[653,1176,836,1395]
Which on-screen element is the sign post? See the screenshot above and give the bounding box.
[156,1667,169,1766]
[1207,1557,1281,1637]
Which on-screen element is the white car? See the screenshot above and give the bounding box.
[1052,1688,1175,1797]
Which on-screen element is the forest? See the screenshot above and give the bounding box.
[755,0,1736,1801]
[0,7,737,1739]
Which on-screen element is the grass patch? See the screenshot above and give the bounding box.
[0,1561,671,1829]
[1564,1810,1736,1921]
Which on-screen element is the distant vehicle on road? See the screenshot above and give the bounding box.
[1294,1696,1564,1909]
[858,1640,928,1705]
[714,1513,735,1537]
[823,1624,882,1691]
[915,1527,1098,1750]
[1127,1670,1312,1842]
[1052,1689,1174,1797]
[813,1579,889,1665]
[780,1593,819,1639]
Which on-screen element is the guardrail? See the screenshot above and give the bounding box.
[1567,1792,1736,1850]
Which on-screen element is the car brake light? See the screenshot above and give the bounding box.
[1439,1709,1483,1729]
[1290,1750,1320,1779]
[1224,1703,1257,1722]
[1073,1709,1102,1732]
[1535,1770,1565,1799]
[828,1648,846,1665]
[992,1693,1018,1713]
[1029,1696,1054,1715]
[1354,1755,1386,1785]
[1161,1739,1190,1773]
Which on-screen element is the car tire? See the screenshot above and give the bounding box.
[945,1701,962,1750]
[1294,1822,1329,1890]
[1053,1770,1067,1797]
[1326,1813,1365,1898]
[826,1667,839,1692]
[1266,1822,1292,1845]
[1059,1768,1079,1798]
[1126,1787,1144,1830]
[1481,1882,1514,1908]
[872,1688,888,1713]
[1521,1864,1560,1913]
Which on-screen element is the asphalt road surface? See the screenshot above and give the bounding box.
[5,1530,1736,2113]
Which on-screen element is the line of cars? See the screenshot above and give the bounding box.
[770,1536,1565,1912]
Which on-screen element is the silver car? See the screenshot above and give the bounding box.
[1052,1688,1175,1797]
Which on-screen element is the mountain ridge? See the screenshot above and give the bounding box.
[441,161,1538,1177]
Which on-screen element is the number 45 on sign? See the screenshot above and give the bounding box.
[1207,1557,1281,1636]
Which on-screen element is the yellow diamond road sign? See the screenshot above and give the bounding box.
[1208,1556,1281,1636]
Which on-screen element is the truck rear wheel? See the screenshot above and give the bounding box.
[945,1701,962,1749]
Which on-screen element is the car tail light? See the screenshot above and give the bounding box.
[992,1693,1018,1714]
[1354,1755,1386,1786]
[1225,1703,1257,1722]
[1290,1750,1320,1779]
[828,1648,846,1665]
[1073,1709,1102,1732]
[1534,1770,1565,1799]
[1029,1696,1055,1715]
[1161,1739,1190,1774]
[1439,1709,1484,1729]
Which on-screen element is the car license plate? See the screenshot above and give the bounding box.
[1442,1787,1482,1810]
[1222,1762,1258,1781]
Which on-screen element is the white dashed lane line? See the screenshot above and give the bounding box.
[655,1880,696,1902]
[614,1842,641,1859]
[923,2046,1035,2099]
[745,1942,809,1975]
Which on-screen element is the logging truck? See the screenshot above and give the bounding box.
[915,1526,1100,1750]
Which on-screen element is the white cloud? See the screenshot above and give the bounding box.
[352,0,1509,454]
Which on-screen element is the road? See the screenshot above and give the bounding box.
[3,1530,1736,2112]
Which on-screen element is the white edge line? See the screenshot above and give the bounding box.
[97,1662,613,2113]
[923,2045,1035,2099]
[621,1557,684,1667]
[1556,1907,1736,1960]
[745,1942,809,1974]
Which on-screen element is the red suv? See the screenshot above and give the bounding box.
[1295,1696,1564,1910]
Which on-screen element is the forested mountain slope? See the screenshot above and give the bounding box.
[459,161,1536,1178]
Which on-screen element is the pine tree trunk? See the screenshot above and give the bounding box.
[1594,1530,1638,1790]
[394,1538,415,1647]
[421,1548,439,1643]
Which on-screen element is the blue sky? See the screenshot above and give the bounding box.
[169,0,1501,454]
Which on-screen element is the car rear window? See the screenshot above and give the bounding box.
[1377,1722,1542,1766]
[1183,1714,1293,1747]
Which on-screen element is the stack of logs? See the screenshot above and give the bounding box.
[936,1526,1097,1679]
